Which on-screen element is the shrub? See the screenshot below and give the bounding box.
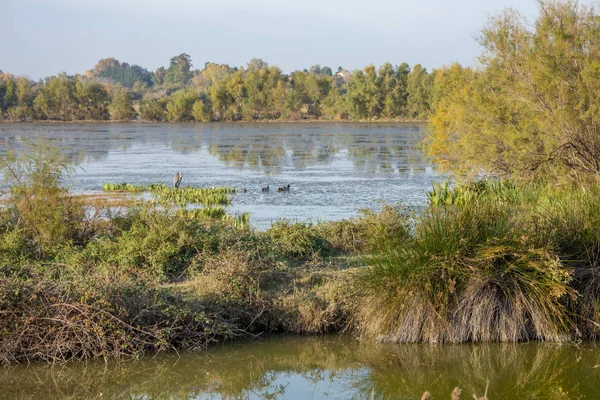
[0,142,88,258]
[0,266,235,364]
[268,220,332,258]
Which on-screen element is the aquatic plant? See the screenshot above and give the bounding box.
[103,182,234,206]
[427,179,519,206]
[153,186,233,207]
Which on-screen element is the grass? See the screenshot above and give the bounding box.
[3,144,600,364]
[103,182,234,207]
[354,180,598,343]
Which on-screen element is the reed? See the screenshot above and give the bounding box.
[354,181,577,343]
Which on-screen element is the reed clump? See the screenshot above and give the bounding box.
[103,182,234,207]
[353,180,600,343]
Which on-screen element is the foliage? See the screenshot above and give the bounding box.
[139,99,167,121]
[166,90,198,121]
[353,180,600,343]
[102,182,234,207]
[0,56,436,122]
[268,220,333,258]
[427,0,600,180]
[90,58,154,88]
[7,145,600,365]
[108,89,136,120]
[165,53,193,85]
[0,142,87,258]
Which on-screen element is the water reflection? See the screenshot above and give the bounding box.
[2,335,599,399]
[0,123,439,228]
[0,123,430,174]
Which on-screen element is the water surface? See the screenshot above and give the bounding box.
[0,123,438,228]
[2,335,599,399]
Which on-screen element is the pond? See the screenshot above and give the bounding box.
[0,122,438,228]
[2,335,599,399]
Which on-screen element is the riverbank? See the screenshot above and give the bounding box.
[2,148,600,364]
[0,118,427,124]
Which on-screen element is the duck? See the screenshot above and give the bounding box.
[277,184,291,192]
[262,186,270,192]
[241,188,247,193]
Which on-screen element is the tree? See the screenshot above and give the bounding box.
[427,0,600,180]
[164,53,193,85]
[139,99,167,121]
[2,77,17,115]
[91,58,153,88]
[75,81,109,120]
[247,58,268,72]
[192,95,212,122]
[407,64,432,119]
[153,67,167,85]
[309,65,322,75]
[109,89,136,120]
[33,74,79,121]
[321,66,333,76]
[166,90,198,121]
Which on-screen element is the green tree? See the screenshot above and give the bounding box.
[164,53,193,85]
[33,74,79,120]
[166,90,198,121]
[91,58,153,88]
[109,89,136,120]
[139,99,167,121]
[75,81,110,120]
[247,58,268,71]
[309,65,322,75]
[192,95,212,122]
[406,64,433,119]
[153,67,167,85]
[1,77,17,118]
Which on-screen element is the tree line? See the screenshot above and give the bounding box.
[0,55,435,122]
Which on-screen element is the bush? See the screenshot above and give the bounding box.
[317,205,410,253]
[268,220,333,258]
[0,142,88,258]
[0,266,235,364]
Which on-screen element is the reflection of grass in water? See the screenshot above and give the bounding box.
[354,343,599,399]
[3,337,600,399]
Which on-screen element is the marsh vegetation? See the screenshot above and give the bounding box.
[3,1,600,398]
[2,142,600,367]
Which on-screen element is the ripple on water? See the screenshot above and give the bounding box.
[0,122,444,229]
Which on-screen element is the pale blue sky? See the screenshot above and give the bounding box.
[1,0,548,79]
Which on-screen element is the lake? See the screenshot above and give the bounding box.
[0,122,438,228]
[2,123,600,399]
[2,335,600,399]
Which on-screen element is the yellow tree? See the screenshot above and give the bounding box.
[427,1,600,180]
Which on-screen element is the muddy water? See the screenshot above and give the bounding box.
[2,335,599,399]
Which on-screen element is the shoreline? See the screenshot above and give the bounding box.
[0,118,428,125]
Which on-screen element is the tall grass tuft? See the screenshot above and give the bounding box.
[355,181,576,343]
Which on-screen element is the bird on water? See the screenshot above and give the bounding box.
[173,172,183,188]
[277,184,290,192]
[262,186,269,192]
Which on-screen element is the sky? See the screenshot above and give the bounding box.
[0,0,546,79]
